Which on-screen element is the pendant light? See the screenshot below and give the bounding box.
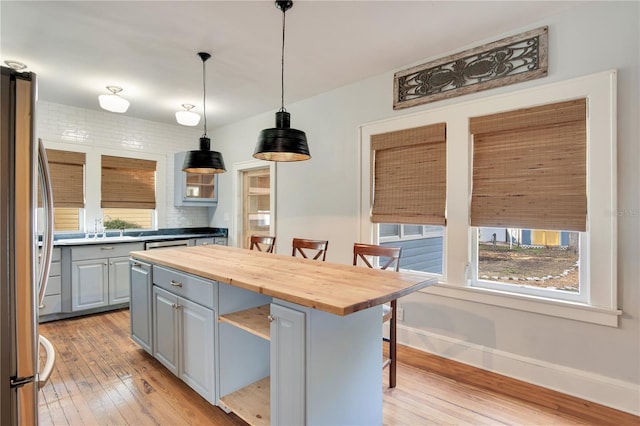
[98,86,130,113]
[182,52,226,174]
[253,0,310,162]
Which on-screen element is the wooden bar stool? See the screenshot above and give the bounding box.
[291,238,329,261]
[249,235,276,253]
[353,242,402,388]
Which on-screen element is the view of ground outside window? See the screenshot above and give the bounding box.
[379,224,579,294]
[477,228,579,293]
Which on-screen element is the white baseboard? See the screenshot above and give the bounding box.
[397,324,640,416]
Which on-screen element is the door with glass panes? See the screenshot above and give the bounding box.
[241,168,271,249]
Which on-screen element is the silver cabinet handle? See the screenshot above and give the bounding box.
[170,280,183,287]
[101,246,115,250]
[267,315,276,322]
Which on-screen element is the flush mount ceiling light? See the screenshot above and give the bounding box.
[4,60,27,71]
[175,103,200,126]
[98,86,130,113]
[253,0,310,162]
[182,52,226,174]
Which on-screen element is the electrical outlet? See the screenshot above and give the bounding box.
[396,307,404,321]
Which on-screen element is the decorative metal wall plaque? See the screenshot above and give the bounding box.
[393,26,548,109]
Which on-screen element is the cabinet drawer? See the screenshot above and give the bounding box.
[45,275,61,296]
[153,266,215,309]
[72,242,144,261]
[40,294,61,315]
[51,247,61,262]
[49,261,61,277]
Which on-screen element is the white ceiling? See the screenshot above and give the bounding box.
[1,1,582,128]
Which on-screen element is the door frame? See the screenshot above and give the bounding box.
[231,160,277,249]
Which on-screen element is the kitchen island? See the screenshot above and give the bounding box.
[129,244,436,426]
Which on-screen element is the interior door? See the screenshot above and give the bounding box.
[241,167,271,249]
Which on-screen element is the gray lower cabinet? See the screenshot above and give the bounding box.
[70,242,144,312]
[130,259,152,354]
[190,237,227,246]
[40,247,62,315]
[270,303,305,426]
[152,266,216,404]
[71,258,108,310]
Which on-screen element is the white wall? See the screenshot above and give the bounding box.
[36,101,212,230]
[209,2,639,414]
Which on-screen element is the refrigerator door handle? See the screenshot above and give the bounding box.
[37,334,55,388]
[10,376,36,388]
[37,138,54,307]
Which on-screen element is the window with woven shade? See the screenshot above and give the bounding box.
[369,123,446,275]
[371,122,446,226]
[469,99,587,232]
[46,149,86,208]
[101,156,157,209]
[39,149,85,231]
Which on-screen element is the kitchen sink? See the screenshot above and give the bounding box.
[55,235,140,245]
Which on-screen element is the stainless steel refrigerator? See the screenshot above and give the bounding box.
[1,66,55,424]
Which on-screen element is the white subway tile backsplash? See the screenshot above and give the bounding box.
[37,101,210,228]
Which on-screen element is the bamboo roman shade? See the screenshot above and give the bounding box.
[46,149,85,208]
[469,98,587,232]
[371,123,446,225]
[101,156,156,209]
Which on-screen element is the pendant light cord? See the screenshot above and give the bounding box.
[202,56,208,137]
[279,7,287,113]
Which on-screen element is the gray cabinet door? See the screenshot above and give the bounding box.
[130,260,152,354]
[270,303,305,426]
[71,259,108,311]
[153,286,179,375]
[109,256,131,304]
[180,297,215,403]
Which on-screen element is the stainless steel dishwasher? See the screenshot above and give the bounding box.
[144,239,191,250]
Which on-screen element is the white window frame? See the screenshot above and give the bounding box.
[359,70,620,327]
[470,228,588,304]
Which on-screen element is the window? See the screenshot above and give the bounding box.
[42,149,85,231]
[469,99,587,303]
[370,123,446,275]
[379,224,444,274]
[360,71,618,326]
[101,155,156,230]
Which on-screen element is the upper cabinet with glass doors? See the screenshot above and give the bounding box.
[174,152,218,206]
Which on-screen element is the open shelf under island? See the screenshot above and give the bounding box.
[129,244,436,425]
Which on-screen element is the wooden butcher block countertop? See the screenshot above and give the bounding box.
[130,244,437,316]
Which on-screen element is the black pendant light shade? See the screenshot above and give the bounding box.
[183,136,226,173]
[254,111,310,161]
[182,52,226,174]
[253,0,310,162]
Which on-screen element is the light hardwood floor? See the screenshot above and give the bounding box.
[38,309,638,425]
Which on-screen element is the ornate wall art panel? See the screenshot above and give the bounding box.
[393,26,548,110]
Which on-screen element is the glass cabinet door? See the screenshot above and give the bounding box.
[174,152,218,206]
[242,168,271,249]
[185,173,216,200]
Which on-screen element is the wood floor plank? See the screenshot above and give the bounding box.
[38,310,638,426]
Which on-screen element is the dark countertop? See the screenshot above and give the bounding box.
[49,227,227,246]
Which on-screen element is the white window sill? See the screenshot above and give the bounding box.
[421,282,622,327]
